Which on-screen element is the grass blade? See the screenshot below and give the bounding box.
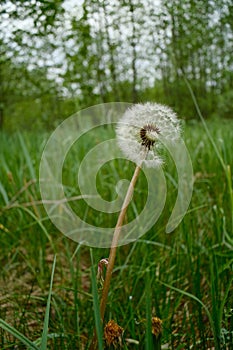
[182,73,225,170]
[18,132,36,179]
[159,280,220,349]
[40,254,56,350]
[0,318,38,350]
[145,272,152,350]
[15,205,55,251]
[0,182,9,205]
[90,248,103,350]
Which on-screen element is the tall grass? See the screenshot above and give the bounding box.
[0,119,233,349]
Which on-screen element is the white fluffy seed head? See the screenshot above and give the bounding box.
[116,102,181,168]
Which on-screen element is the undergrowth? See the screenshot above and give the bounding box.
[0,118,233,349]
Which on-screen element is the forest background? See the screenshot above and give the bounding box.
[1,0,233,131]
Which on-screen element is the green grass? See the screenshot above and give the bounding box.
[0,119,233,349]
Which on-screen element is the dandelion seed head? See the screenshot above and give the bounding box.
[117,102,181,167]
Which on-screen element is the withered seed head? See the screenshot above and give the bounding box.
[151,316,162,337]
[104,319,124,348]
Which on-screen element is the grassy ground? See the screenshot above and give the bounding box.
[0,118,233,349]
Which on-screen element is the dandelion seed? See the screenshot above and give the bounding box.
[117,102,181,167]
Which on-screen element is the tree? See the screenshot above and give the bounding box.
[0,0,65,129]
[1,0,233,130]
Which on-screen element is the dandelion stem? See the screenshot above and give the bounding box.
[90,162,143,349]
[100,163,141,320]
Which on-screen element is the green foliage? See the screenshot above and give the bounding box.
[0,255,56,350]
[40,255,57,350]
[90,250,103,350]
[1,0,233,131]
[0,118,233,349]
[0,319,38,350]
[216,88,233,119]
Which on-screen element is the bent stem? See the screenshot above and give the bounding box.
[90,163,142,349]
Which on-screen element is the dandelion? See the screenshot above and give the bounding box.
[116,102,181,167]
[90,103,180,349]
